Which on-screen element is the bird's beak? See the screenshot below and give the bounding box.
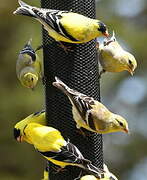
[124,128,129,134]
[103,31,109,38]
[17,136,23,143]
[128,69,134,76]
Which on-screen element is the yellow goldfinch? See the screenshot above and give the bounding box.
[99,31,137,77]
[80,164,118,180]
[14,122,104,178]
[53,77,129,134]
[13,0,109,45]
[14,110,46,143]
[16,39,42,89]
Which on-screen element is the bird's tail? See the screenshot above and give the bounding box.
[82,162,105,179]
[20,38,36,61]
[13,0,36,18]
[52,77,74,97]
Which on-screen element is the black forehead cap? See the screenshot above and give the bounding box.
[14,128,21,140]
[98,22,107,33]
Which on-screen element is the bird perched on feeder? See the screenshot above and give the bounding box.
[16,39,42,89]
[98,31,137,77]
[13,0,109,50]
[53,77,129,134]
[80,164,118,180]
[14,110,46,143]
[14,122,104,178]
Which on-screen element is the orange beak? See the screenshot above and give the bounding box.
[127,67,134,76]
[129,70,134,76]
[103,31,109,38]
[17,136,23,142]
[124,128,129,134]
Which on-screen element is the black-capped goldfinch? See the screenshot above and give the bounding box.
[80,164,118,180]
[13,0,109,45]
[99,31,137,77]
[16,39,42,89]
[53,77,129,134]
[14,110,46,143]
[14,122,104,178]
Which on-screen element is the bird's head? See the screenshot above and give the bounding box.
[13,111,46,143]
[14,119,28,142]
[14,118,29,142]
[112,114,129,134]
[124,52,137,75]
[98,21,109,38]
[14,127,23,142]
[14,124,32,143]
[22,73,38,89]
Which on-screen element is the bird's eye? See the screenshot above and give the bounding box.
[116,119,124,127]
[31,77,34,82]
[128,59,132,64]
[119,122,124,127]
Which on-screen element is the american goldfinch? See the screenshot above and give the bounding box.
[99,31,137,77]
[53,77,129,134]
[14,122,104,178]
[16,39,42,89]
[80,164,118,180]
[13,0,109,45]
[14,110,46,143]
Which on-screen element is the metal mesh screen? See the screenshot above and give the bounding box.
[41,0,103,179]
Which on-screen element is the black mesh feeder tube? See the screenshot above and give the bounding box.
[41,0,103,179]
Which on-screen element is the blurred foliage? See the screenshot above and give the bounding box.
[0,0,147,179]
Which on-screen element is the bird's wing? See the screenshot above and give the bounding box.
[52,77,96,127]
[73,94,94,117]
[32,9,79,41]
[38,141,104,177]
[38,141,89,165]
[33,110,45,117]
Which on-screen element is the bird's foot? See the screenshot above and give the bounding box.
[52,166,67,174]
[76,129,93,138]
[98,69,106,79]
[76,129,87,137]
[58,42,74,53]
[35,44,44,52]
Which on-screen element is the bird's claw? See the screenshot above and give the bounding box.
[52,166,67,174]
[98,69,106,79]
[58,42,74,53]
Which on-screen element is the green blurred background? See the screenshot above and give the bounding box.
[0,0,147,179]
